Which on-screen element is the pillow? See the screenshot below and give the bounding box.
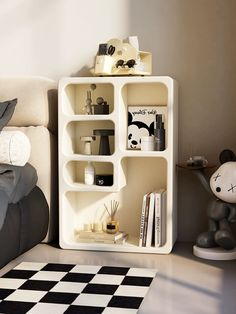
[0,130,31,166]
[0,99,17,131]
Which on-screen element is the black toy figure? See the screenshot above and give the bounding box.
[195,149,236,250]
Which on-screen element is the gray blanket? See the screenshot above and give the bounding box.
[0,98,37,230]
[0,163,38,230]
[0,99,17,131]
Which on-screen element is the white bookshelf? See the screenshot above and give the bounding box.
[59,76,178,253]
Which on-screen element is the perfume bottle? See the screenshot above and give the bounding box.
[154,114,165,151]
[84,161,95,185]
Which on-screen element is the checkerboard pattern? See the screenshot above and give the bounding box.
[0,262,157,313]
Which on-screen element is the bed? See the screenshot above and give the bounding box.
[0,77,58,268]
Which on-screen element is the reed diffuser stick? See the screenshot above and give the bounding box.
[104,200,119,220]
[104,203,110,217]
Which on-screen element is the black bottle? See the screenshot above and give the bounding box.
[154,114,165,151]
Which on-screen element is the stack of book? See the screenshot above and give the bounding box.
[75,230,128,244]
[139,189,166,247]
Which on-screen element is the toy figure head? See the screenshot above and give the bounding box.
[210,149,236,203]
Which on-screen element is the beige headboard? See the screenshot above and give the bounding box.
[0,76,58,242]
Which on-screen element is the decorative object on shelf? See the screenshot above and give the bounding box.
[184,149,236,260]
[83,223,92,232]
[84,90,93,115]
[93,222,103,233]
[128,106,167,150]
[83,84,96,115]
[83,84,109,115]
[90,83,96,91]
[94,43,114,75]
[80,136,96,155]
[95,174,113,186]
[140,136,155,151]
[93,129,114,155]
[104,200,119,234]
[93,96,109,115]
[186,155,208,168]
[92,36,152,76]
[154,114,165,151]
[84,161,95,185]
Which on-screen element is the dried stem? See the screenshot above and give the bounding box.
[104,200,120,220]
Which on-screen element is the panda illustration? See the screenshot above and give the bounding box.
[196,149,236,250]
[128,111,154,149]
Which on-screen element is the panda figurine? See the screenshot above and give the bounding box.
[196,149,236,250]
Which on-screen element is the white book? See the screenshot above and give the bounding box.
[77,230,125,241]
[76,233,128,244]
[154,189,166,247]
[161,190,167,246]
[145,192,155,247]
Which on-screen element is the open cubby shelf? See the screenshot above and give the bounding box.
[59,76,178,253]
[62,82,114,115]
[63,120,115,156]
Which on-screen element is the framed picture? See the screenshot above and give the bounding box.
[127,105,167,149]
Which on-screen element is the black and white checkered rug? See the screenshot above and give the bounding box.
[0,262,157,313]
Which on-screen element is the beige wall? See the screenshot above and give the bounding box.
[129,0,236,241]
[1,0,236,241]
[0,0,129,78]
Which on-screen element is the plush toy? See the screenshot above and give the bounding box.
[196,149,236,250]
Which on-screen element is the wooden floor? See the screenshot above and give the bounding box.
[1,242,236,314]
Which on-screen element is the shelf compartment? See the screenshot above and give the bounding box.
[60,191,121,245]
[60,157,169,252]
[120,82,169,151]
[62,83,114,115]
[60,235,172,253]
[121,82,168,106]
[63,120,115,156]
[121,157,167,241]
[64,160,114,187]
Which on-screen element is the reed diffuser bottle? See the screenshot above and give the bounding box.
[104,200,119,234]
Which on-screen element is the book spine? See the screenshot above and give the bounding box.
[154,189,167,247]
[146,192,155,247]
[139,194,147,247]
[161,190,167,246]
[142,193,150,246]
[154,191,162,247]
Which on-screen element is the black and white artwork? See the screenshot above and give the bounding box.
[127,106,167,149]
